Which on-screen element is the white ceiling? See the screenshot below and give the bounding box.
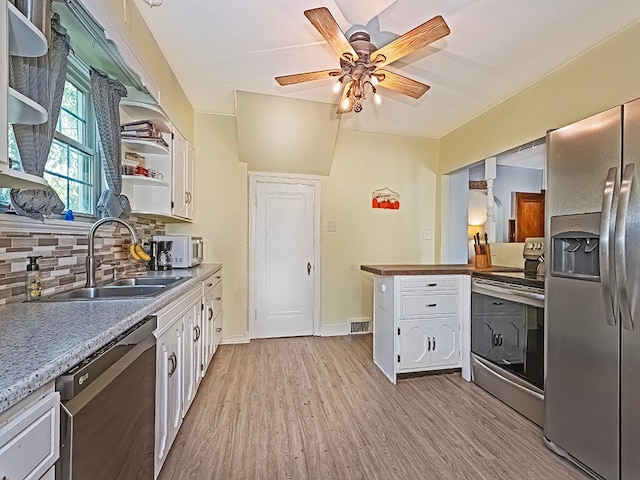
[133,0,640,139]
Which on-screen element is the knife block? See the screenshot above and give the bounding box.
[474,244,492,269]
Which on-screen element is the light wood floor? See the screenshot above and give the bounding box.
[160,335,589,480]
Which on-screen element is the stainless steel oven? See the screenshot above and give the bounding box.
[471,274,545,425]
[56,316,156,480]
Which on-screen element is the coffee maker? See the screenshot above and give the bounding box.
[149,240,173,271]
[523,237,545,277]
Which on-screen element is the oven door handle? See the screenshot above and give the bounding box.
[473,282,544,302]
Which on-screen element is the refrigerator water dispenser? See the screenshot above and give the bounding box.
[550,213,601,281]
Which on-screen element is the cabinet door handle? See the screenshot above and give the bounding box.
[215,297,221,301]
[216,327,222,333]
[427,337,432,351]
[208,307,214,320]
[498,334,503,346]
[432,337,436,351]
[168,353,177,377]
[194,325,201,341]
[425,303,437,308]
[307,262,312,275]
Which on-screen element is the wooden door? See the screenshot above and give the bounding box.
[430,317,459,368]
[254,180,316,338]
[398,320,432,370]
[515,192,545,242]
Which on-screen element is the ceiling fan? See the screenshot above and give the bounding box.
[275,7,450,114]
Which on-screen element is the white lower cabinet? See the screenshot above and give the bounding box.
[0,388,59,480]
[154,268,223,479]
[155,315,183,479]
[373,274,470,384]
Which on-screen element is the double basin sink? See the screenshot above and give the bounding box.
[43,274,187,301]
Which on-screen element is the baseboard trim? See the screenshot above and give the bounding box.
[220,335,250,345]
[320,324,350,336]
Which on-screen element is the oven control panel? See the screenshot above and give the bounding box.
[523,237,545,259]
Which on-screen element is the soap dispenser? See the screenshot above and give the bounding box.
[25,256,42,301]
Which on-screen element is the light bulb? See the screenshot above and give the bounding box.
[371,75,379,86]
[333,81,342,93]
[342,97,350,109]
[374,93,382,105]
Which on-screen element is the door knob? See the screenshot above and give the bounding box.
[307,262,312,275]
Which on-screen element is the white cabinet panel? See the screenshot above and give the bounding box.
[0,391,59,480]
[398,320,431,370]
[372,274,469,383]
[430,317,459,368]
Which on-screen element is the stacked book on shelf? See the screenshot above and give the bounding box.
[121,121,169,148]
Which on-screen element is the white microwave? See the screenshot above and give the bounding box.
[152,234,203,268]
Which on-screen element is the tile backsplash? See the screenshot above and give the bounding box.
[0,215,165,304]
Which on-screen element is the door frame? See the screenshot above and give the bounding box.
[248,172,321,339]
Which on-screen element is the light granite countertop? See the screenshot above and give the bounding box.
[0,263,222,414]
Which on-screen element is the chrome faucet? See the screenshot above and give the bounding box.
[85,217,139,288]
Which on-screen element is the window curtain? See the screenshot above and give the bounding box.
[8,13,70,220]
[90,68,131,218]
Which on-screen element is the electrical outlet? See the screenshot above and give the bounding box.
[327,221,337,232]
[423,229,432,240]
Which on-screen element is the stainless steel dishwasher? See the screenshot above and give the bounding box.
[56,316,157,480]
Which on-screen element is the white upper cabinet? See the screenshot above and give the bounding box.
[119,100,194,223]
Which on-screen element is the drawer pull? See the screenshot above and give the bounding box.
[215,276,221,280]
[215,297,221,301]
[428,283,437,287]
[425,303,437,307]
[492,301,504,305]
[207,282,213,287]
[216,327,222,332]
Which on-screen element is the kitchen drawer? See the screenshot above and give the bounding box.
[203,271,222,292]
[211,281,222,319]
[472,292,523,315]
[0,391,59,480]
[401,292,459,318]
[399,276,459,292]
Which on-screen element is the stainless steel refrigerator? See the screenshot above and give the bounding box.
[545,98,640,480]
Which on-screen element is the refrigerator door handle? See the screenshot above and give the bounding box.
[615,163,635,331]
[600,166,619,326]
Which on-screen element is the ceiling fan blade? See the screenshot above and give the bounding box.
[376,70,430,99]
[337,81,354,114]
[371,15,450,67]
[304,7,358,62]
[275,70,341,86]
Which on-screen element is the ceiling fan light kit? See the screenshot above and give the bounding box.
[275,7,450,114]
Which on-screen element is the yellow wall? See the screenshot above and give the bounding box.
[321,130,439,330]
[179,113,439,338]
[439,20,640,174]
[93,0,194,141]
[167,114,248,342]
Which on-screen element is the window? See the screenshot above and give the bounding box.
[4,56,101,217]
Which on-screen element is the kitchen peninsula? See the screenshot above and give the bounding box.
[360,264,519,384]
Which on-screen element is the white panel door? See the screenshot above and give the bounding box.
[430,317,459,368]
[255,181,315,338]
[398,320,431,370]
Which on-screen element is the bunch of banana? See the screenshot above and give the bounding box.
[129,242,151,262]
